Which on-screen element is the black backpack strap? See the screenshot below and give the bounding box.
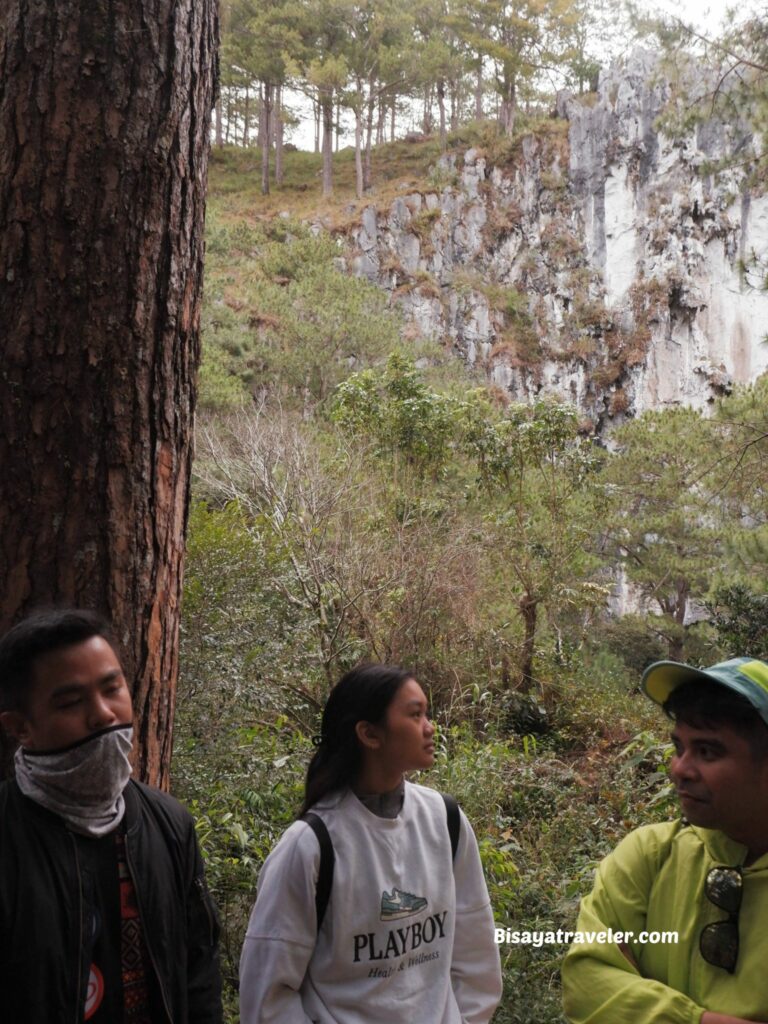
[441,793,460,861]
[301,812,335,931]
[303,796,456,932]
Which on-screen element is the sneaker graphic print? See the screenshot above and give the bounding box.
[380,887,428,921]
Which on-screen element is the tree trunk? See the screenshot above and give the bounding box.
[499,75,516,136]
[0,0,218,788]
[354,103,364,200]
[669,579,690,660]
[261,81,272,195]
[390,97,396,142]
[321,89,334,197]
[375,93,385,146]
[363,84,375,191]
[437,79,447,151]
[314,93,320,153]
[422,84,432,135]
[274,85,284,186]
[518,593,537,692]
[475,64,483,121]
[243,83,250,147]
[668,633,685,661]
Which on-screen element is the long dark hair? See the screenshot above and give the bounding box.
[299,663,414,816]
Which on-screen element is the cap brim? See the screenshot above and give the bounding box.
[641,661,717,707]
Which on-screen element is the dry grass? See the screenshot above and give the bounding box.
[208,134,456,234]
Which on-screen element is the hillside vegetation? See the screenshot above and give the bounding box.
[173,134,768,1022]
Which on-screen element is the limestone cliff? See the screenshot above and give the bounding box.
[348,50,768,428]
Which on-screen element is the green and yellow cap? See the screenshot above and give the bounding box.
[642,657,768,725]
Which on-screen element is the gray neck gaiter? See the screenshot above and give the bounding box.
[358,780,405,819]
[14,724,133,837]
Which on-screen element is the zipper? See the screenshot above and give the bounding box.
[124,831,175,1024]
[71,834,83,1024]
[194,875,216,945]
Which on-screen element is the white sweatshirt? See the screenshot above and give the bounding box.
[239,782,502,1024]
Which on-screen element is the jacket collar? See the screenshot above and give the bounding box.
[12,776,140,836]
[692,824,768,871]
[121,779,142,836]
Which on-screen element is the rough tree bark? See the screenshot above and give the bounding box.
[0,0,218,787]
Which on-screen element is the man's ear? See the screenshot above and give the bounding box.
[355,720,383,751]
[0,710,29,744]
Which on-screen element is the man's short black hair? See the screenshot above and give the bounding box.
[0,608,116,712]
[664,678,768,758]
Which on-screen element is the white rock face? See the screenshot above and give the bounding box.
[348,49,768,426]
[567,50,768,416]
[602,164,638,306]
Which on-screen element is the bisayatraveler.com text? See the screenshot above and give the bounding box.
[494,927,679,947]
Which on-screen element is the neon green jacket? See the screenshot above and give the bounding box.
[562,820,768,1023]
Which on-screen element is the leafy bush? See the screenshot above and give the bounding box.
[174,715,311,1005]
[706,583,768,658]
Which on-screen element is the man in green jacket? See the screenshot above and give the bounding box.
[562,657,768,1024]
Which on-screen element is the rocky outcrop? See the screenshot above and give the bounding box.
[348,50,768,428]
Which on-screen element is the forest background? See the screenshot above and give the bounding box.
[173,1,768,1020]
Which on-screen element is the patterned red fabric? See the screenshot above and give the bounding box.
[116,832,153,1023]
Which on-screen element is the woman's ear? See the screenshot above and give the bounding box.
[355,719,383,751]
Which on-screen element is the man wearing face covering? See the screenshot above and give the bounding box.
[0,608,223,1023]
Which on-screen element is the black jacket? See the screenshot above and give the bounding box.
[0,778,222,1024]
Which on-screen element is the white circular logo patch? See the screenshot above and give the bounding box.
[84,964,104,1020]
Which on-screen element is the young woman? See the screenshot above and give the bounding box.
[239,664,502,1024]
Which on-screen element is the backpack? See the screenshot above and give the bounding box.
[301,793,460,931]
